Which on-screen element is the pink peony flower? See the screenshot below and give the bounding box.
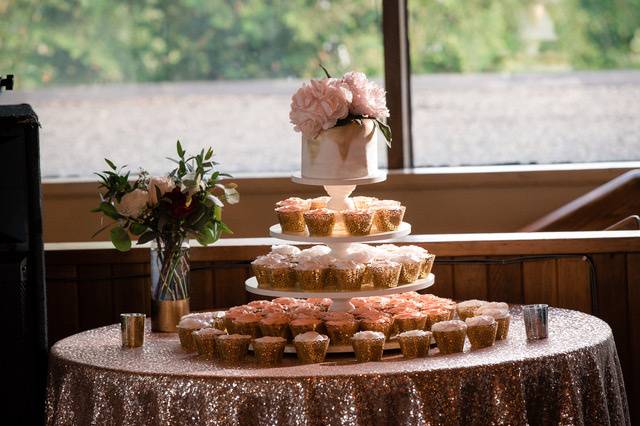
[148,176,175,205]
[117,189,149,218]
[342,71,389,119]
[289,78,352,139]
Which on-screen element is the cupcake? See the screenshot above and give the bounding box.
[431,320,467,355]
[325,319,359,346]
[351,331,386,362]
[270,244,302,259]
[266,261,296,289]
[192,328,226,360]
[309,196,330,210]
[293,331,330,364]
[276,197,310,210]
[465,315,497,349]
[393,311,427,334]
[307,298,333,311]
[251,255,275,288]
[176,317,209,352]
[373,204,406,232]
[346,248,378,285]
[294,259,327,291]
[289,317,323,338]
[456,300,486,321]
[424,309,452,331]
[303,208,337,236]
[342,209,374,236]
[253,336,287,367]
[397,330,432,359]
[223,307,250,334]
[216,334,252,363]
[331,260,365,291]
[352,196,378,209]
[421,253,436,278]
[368,259,402,288]
[276,205,306,233]
[259,314,291,340]
[359,315,394,340]
[475,307,511,340]
[392,254,423,284]
[232,313,262,338]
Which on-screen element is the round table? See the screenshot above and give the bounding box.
[46,307,630,425]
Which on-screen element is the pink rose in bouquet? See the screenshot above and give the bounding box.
[342,71,390,119]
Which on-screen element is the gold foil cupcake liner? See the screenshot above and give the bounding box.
[359,321,393,340]
[433,329,466,354]
[343,212,374,236]
[420,254,436,278]
[467,323,498,349]
[177,326,198,352]
[373,207,405,232]
[394,317,427,334]
[496,316,511,340]
[233,322,261,339]
[398,261,421,284]
[259,323,290,340]
[217,336,251,363]
[351,338,385,362]
[297,269,325,291]
[193,333,218,360]
[277,210,306,233]
[253,340,287,367]
[326,323,358,346]
[333,268,364,291]
[252,264,271,288]
[294,339,329,364]
[370,265,401,288]
[223,318,237,334]
[269,267,295,289]
[398,334,432,358]
[424,311,450,331]
[304,214,336,236]
[289,323,320,338]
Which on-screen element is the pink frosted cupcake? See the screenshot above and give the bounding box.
[342,209,374,236]
[351,331,386,362]
[303,208,337,236]
[232,313,263,338]
[276,205,306,233]
[330,260,366,291]
[424,308,452,331]
[293,331,329,363]
[307,297,333,311]
[368,259,402,288]
[432,320,467,354]
[465,315,497,349]
[456,300,487,321]
[289,317,323,338]
[359,315,394,340]
[276,197,310,210]
[309,196,330,210]
[259,314,291,340]
[325,319,359,346]
[223,307,251,334]
[393,311,427,334]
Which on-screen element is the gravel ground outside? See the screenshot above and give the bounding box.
[1,70,639,179]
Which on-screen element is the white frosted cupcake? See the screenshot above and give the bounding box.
[253,336,287,367]
[276,197,310,210]
[309,196,330,210]
[352,196,378,209]
[368,259,402,288]
[303,208,337,236]
[475,306,511,340]
[176,317,210,352]
[351,331,386,362]
[330,260,365,291]
[397,330,432,358]
[465,315,497,349]
[270,244,302,259]
[372,202,405,232]
[392,253,423,284]
[251,255,278,288]
[294,258,328,291]
[432,320,467,354]
[456,299,487,321]
[293,331,330,363]
[265,260,296,289]
[342,209,374,236]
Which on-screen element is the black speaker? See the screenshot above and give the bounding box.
[0,104,47,424]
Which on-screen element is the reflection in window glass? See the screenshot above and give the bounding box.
[409,1,640,167]
[0,0,385,178]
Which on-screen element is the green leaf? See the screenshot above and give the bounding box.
[196,225,219,246]
[219,221,233,234]
[204,147,213,160]
[136,231,156,245]
[91,222,112,239]
[104,158,117,170]
[94,201,120,220]
[375,119,393,148]
[129,222,147,235]
[110,226,132,252]
[176,140,185,158]
[214,205,222,221]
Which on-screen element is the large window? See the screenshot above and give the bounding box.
[0,0,385,179]
[409,0,640,167]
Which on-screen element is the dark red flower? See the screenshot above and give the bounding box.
[166,187,197,219]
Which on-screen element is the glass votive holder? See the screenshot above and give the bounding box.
[121,313,146,348]
[523,304,548,340]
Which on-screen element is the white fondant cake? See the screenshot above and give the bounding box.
[301,119,378,179]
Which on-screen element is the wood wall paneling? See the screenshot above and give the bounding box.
[111,263,150,316]
[76,265,114,330]
[429,263,453,299]
[45,265,79,345]
[627,253,640,412]
[452,263,488,301]
[556,257,592,313]
[522,260,558,306]
[487,262,523,304]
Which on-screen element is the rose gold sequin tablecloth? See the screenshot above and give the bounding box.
[46,307,629,425]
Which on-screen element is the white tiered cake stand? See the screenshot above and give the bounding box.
[244,172,435,312]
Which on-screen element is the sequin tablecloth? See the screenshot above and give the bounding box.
[46,307,629,425]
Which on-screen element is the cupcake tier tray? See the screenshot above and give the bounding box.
[248,339,401,354]
[269,222,411,244]
[245,273,435,312]
[291,171,387,187]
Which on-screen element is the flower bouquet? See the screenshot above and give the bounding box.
[92,141,239,331]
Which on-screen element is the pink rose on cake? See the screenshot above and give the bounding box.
[289,68,392,144]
